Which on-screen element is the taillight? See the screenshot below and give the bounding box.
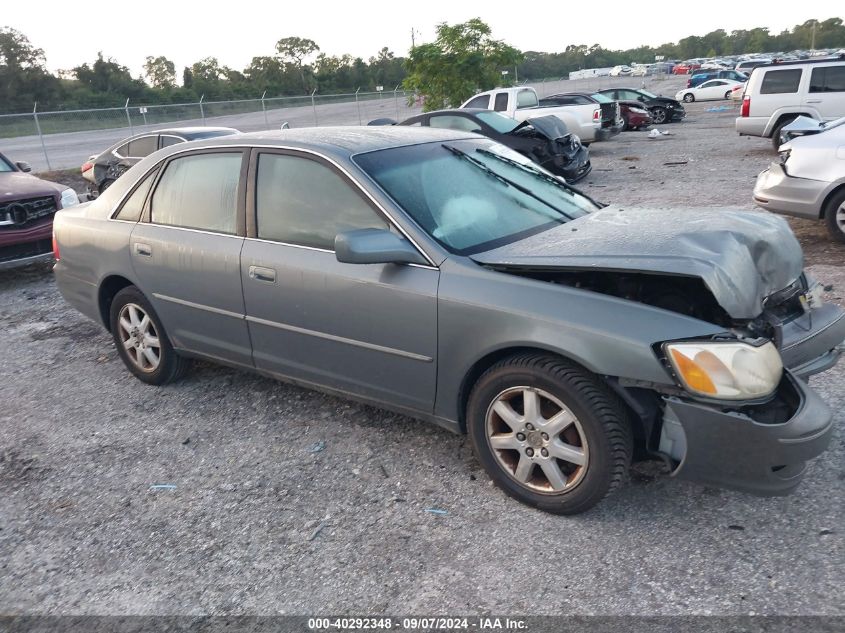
[593,108,600,122]
[741,96,750,117]
[81,162,93,173]
[686,79,691,88]
[52,232,60,261]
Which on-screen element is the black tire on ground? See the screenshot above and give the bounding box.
[771,117,796,151]
[724,90,732,99]
[109,285,191,385]
[823,188,845,244]
[650,107,667,124]
[98,179,115,194]
[620,116,629,131]
[466,353,633,515]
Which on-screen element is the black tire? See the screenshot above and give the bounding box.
[724,90,732,99]
[650,107,667,124]
[109,285,190,385]
[823,188,845,244]
[98,179,115,194]
[682,93,695,103]
[771,117,796,150]
[620,115,629,131]
[466,353,633,515]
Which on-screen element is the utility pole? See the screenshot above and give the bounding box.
[811,20,817,51]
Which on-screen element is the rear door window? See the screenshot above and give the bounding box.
[810,65,845,93]
[150,152,242,234]
[760,69,802,94]
[159,135,185,148]
[125,136,158,158]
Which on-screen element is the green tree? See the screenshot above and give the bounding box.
[276,36,320,93]
[143,55,176,89]
[0,27,59,112]
[403,18,522,111]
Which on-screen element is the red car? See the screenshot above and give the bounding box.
[618,101,653,130]
[0,152,80,270]
[672,62,702,75]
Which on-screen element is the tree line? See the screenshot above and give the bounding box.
[1,17,844,114]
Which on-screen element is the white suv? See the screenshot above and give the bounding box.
[735,57,845,149]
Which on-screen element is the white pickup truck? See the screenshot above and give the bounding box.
[460,87,617,144]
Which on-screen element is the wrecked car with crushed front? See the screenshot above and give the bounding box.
[52,127,844,515]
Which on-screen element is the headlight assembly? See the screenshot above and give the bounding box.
[664,340,783,400]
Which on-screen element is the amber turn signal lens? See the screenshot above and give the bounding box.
[670,348,717,395]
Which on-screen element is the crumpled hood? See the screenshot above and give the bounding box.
[471,205,804,319]
[520,116,570,140]
[0,172,65,200]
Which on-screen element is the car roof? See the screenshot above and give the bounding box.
[171,126,479,159]
[156,127,239,139]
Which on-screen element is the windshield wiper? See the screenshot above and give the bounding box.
[475,147,605,208]
[441,144,573,219]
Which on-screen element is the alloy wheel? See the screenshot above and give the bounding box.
[837,202,845,235]
[485,386,589,493]
[117,303,161,372]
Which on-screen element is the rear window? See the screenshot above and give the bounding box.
[516,90,538,109]
[810,65,845,93]
[760,69,802,94]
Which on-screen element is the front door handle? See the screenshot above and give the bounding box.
[248,265,276,283]
[134,242,152,257]
[806,99,822,103]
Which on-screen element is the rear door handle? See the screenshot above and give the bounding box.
[806,99,822,103]
[248,265,276,283]
[134,242,152,257]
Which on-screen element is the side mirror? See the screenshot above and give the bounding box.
[15,161,32,173]
[335,229,428,266]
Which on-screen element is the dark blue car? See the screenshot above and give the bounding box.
[687,70,748,88]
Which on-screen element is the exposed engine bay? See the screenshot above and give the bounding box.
[485,266,808,341]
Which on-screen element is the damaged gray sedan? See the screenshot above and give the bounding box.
[53,127,844,514]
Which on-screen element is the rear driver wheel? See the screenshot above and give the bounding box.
[109,286,190,385]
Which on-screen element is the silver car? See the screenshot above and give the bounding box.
[53,128,844,514]
[753,120,845,242]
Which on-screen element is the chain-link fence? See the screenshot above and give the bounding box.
[0,75,682,173]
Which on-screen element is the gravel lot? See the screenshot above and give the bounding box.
[1,83,844,617]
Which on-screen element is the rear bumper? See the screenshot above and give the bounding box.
[736,116,768,137]
[752,163,827,219]
[663,371,833,496]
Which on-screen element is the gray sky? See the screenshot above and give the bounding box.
[5,1,844,79]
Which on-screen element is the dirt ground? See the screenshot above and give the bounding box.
[4,97,843,617]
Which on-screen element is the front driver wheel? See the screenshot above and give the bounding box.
[109,286,190,385]
[824,189,845,244]
[650,107,667,124]
[467,354,633,515]
[682,93,695,103]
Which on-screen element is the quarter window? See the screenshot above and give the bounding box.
[150,152,241,234]
[810,66,845,93]
[255,153,387,250]
[760,69,802,94]
[114,166,160,222]
[160,135,185,148]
